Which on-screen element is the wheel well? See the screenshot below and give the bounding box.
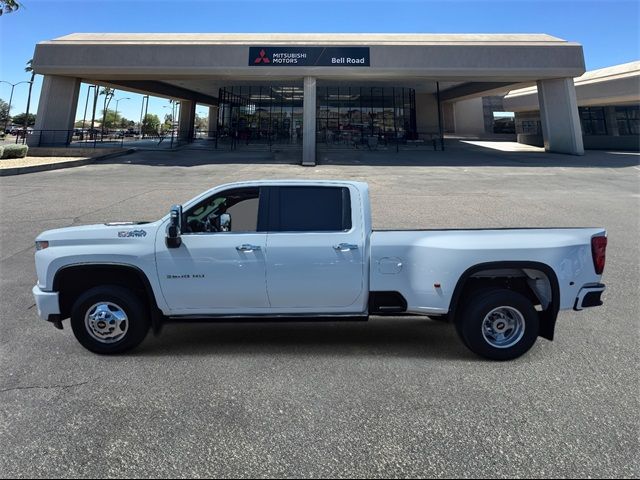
[449,262,560,341]
[53,265,157,321]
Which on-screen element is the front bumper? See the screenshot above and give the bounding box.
[32,285,60,321]
[573,283,606,311]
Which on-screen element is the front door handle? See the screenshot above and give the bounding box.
[333,243,358,252]
[236,244,261,252]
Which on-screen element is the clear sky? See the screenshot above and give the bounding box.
[1,0,638,124]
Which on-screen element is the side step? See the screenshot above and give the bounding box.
[166,315,369,323]
[368,291,408,315]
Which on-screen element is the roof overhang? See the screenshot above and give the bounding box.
[32,33,586,103]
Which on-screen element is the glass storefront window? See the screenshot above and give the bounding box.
[579,107,607,135]
[217,85,417,145]
[517,120,540,135]
[616,106,639,136]
[317,86,416,146]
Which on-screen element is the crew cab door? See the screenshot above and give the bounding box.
[155,187,269,314]
[264,186,365,311]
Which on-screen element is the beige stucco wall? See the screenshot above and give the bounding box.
[415,93,439,134]
[504,61,640,111]
[33,33,586,82]
[453,97,485,135]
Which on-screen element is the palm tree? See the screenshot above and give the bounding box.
[23,59,35,137]
[99,87,115,137]
[1,1,21,16]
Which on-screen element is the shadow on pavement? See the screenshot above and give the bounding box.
[95,139,640,169]
[102,149,300,167]
[134,317,475,360]
[317,141,640,168]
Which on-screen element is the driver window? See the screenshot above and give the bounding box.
[183,187,260,234]
[227,198,258,231]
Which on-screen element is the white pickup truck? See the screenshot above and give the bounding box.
[33,180,607,360]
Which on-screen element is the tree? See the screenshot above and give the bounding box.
[142,113,160,135]
[195,113,208,131]
[163,113,173,132]
[0,0,20,15]
[99,87,115,134]
[11,112,36,127]
[101,109,123,130]
[0,99,9,126]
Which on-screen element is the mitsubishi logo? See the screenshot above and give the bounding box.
[254,49,270,64]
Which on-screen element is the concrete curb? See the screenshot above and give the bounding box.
[0,148,137,176]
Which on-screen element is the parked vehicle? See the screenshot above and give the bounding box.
[32,180,607,360]
[15,128,33,138]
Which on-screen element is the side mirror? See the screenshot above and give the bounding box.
[166,204,182,248]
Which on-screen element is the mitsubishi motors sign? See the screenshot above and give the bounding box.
[249,47,370,67]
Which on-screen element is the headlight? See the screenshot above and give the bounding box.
[35,240,49,251]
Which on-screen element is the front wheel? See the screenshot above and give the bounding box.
[70,285,150,354]
[456,289,539,361]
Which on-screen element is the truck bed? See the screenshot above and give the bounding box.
[370,227,605,314]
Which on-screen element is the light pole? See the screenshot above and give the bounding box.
[114,97,130,146]
[113,97,130,131]
[1,80,32,133]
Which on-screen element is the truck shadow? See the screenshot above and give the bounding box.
[134,317,475,360]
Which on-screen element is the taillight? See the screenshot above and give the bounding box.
[591,236,607,275]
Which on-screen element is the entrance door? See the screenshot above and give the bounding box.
[264,186,365,311]
[155,187,269,314]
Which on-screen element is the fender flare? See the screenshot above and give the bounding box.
[447,261,560,341]
[52,263,165,335]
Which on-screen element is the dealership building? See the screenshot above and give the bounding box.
[504,61,639,151]
[31,33,590,164]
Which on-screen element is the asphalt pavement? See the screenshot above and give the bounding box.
[1,143,638,478]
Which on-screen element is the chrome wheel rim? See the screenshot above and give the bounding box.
[481,306,525,349]
[84,302,128,344]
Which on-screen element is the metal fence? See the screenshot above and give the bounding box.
[316,130,444,152]
[7,129,188,150]
[4,128,445,152]
[198,130,445,152]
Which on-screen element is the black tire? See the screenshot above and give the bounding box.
[455,288,539,361]
[70,285,150,354]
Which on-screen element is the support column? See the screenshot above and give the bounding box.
[178,100,196,142]
[208,105,218,138]
[537,78,584,155]
[302,77,317,166]
[29,75,81,146]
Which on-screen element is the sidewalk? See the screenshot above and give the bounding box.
[0,148,135,176]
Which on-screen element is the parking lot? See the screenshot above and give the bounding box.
[0,144,638,478]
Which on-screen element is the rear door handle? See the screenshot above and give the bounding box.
[333,243,358,252]
[236,244,261,252]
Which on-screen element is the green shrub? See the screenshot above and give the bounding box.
[0,146,4,158]
[1,144,28,159]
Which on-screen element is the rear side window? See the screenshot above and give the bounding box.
[271,187,352,232]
